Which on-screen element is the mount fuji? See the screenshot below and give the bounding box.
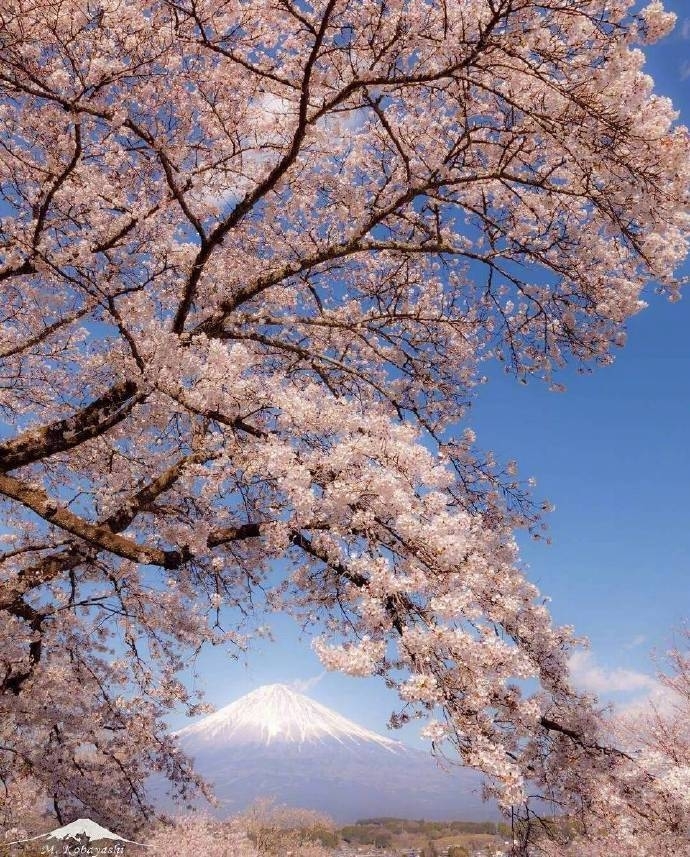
[171,684,492,822]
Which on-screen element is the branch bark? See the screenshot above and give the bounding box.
[0,380,143,473]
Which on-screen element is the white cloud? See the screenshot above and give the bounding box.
[623,634,648,650]
[681,18,690,40]
[289,673,325,694]
[569,652,685,724]
[617,681,681,720]
[569,650,658,695]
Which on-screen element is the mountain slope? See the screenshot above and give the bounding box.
[177,683,399,750]
[171,684,493,822]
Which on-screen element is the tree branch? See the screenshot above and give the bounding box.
[0,380,143,472]
[0,472,176,568]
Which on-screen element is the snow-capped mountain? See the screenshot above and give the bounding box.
[176,683,400,750]
[171,684,492,822]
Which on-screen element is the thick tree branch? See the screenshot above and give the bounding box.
[0,381,142,472]
[0,453,210,603]
[0,472,175,568]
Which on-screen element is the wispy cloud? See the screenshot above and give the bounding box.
[623,634,648,651]
[569,652,685,723]
[290,673,326,694]
[569,651,658,695]
[681,18,690,40]
[617,681,681,720]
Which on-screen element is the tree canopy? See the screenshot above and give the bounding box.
[0,0,687,850]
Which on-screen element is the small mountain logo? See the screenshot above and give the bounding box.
[7,818,149,853]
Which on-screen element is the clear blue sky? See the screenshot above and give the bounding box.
[173,3,690,745]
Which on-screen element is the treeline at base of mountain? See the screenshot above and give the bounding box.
[0,807,513,857]
[0,802,637,857]
[341,818,511,845]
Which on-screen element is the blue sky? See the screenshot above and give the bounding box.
[173,3,690,745]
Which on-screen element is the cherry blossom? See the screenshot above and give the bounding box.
[0,0,688,848]
[145,804,335,857]
[530,631,690,855]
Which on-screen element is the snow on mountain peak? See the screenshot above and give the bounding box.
[46,819,128,841]
[176,683,401,751]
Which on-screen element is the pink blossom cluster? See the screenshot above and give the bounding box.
[0,0,687,849]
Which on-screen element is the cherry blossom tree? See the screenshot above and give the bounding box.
[0,0,688,845]
[144,814,259,857]
[145,805,335,857]
[531,631,690,856]
[239,799,336,855]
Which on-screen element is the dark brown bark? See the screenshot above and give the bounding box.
[0,380,142,473]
